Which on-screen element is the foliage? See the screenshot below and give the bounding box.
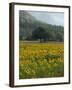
[32,27,48,42]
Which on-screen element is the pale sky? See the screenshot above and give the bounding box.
[28,11,64,26]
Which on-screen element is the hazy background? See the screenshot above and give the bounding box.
[19,11,64,42]
[28,11,64,26]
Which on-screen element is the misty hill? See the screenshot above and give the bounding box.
[19,11,64,42]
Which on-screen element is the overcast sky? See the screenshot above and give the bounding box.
[28,11,64,26]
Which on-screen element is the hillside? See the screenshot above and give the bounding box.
[19,11,64,41]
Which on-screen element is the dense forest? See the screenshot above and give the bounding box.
[19,11,64,42]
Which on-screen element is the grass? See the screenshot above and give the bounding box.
[19,41,64,79]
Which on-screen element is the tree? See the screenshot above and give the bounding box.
[56,32,64,42]
[32,27,48,42]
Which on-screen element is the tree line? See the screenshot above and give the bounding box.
[20,26,64,42]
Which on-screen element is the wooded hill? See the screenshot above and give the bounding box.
[19,11,64,42]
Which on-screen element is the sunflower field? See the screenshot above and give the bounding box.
[19,41,64,79]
